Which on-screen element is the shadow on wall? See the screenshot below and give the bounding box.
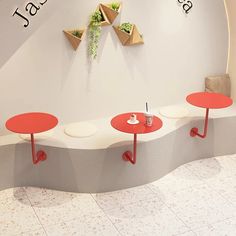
[13,141,79,193]
[60,35,78,91]
[85,27,111,92]
[109,20,148,83]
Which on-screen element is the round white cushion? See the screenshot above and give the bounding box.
[64,122,97,138]
[159,106,189,119]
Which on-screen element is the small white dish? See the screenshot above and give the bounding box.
[127,119,139,125]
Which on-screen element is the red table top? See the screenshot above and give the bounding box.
[111,112,163,134]
[6,112,58,134]
[186,92,233,109]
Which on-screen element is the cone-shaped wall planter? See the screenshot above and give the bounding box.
[126,25,144,46]
[113,25,132,45]
[63,29,85,50]
[113,24,144,46]
[99,3,121,24]
[98,5,111,26]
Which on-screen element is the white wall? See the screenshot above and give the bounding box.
[225,0,236,99]
[0,0,228,132]
[0,0,65,68]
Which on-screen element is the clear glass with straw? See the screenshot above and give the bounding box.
[144,102,154,126]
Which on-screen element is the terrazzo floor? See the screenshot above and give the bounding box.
[1,154,236,236]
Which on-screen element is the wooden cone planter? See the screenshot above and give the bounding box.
[113,25,131,45]
[113,24,144,46]
[98,5,111,26]
[126,25,144,46]
[99,3,121,24]
[63,29,85,50]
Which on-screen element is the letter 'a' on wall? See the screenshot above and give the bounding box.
[0,0,56,68]
[12,0,48,28]
[177,0,193,14]
[0,0,229,129]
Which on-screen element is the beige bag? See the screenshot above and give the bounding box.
[205,74,231,97]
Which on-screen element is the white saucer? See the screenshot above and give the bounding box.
[127,120,139,125]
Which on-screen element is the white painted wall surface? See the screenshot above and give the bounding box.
[0,0,65,68]
[225,0,236,99]
[0,0,228,132]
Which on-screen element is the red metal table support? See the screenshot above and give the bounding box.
[30,134,47,164]
[186,92,233,139]
[6,112,58,165]
[190,108,209,138]
[122,133,137,164]
[111,112,162,165]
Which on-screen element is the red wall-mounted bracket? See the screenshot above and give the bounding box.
[5,112,58,165]
[122,133,137,164]
[190,108,209,138]
[111,112,163,165]
[187,92,233,139]
[30,134,47,164]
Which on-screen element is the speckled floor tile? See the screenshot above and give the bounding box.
[185,156,236,206]
[161,184,236,230]
[193,217,236,236]
[25,187,101,226]
[186,156,236,180]
[33,202,102,227]
[24,187,75,207]
[19,228,47,236]
[92,185,156,211]
[0,188,43,235]
[105,198,190,236]
[204,174,236,205]
[64,211,120,236]
[176,231,196,236]
[43,222,69,236]
[1,155,236,235]
[0,187,26,202]
[148,165,203,195]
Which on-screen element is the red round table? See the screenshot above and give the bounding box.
[111,112,163,164]
[6,112,58,164]
[186,92,233,138]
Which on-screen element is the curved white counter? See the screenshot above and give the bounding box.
[1,103,236,150]
[0,103,236,193]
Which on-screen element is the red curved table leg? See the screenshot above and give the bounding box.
[122,133,137,164]
[30,134,47,164]
[190,108,209,138]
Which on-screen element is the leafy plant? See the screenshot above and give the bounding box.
[72,30,82,39]
[90,9,104,24]
[119,22,133,34]
[110,2,120,11]
[88,10,104,59]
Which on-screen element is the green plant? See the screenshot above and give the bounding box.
[90,9,104,24]
[119,22,133,34]
[72,30,82,38]
[88,10,104,59]
[110,2,120,11]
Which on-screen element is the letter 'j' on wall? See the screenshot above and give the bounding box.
[12,0,48,28]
